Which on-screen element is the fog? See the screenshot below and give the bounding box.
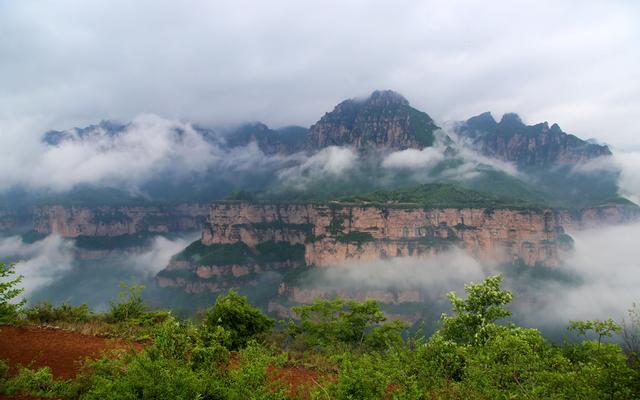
[0,235,74,297]
[0,232,199,310]
[290,221,640,336]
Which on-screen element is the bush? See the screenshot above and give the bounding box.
[26,302,91,324]
[0,366,74,397]
[203,290,274,350]
[291,298,399,350]
[0,261,25,324]
[107,282,146,322]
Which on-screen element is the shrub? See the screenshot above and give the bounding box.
[203,290,274,350]
[291,298,397,349]
[440,274,513,345]
[107,282,146,322]
[0,261,25,324]
[26,302,91,324]
[0,366,74,397]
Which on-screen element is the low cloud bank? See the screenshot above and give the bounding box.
[295,221,640,332]
[0,232,197,302]
[277,146,358,189]
[129,234,198,276]
[0,235,74,297]
[0,114,300,193]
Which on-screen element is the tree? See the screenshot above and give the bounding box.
[291,298,391,349]
[203,290,274,350]
[440,274,513,344]
[0,261,25,323]
[621,303,640,364]
[568,318,621,348]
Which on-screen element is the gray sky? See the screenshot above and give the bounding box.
[1,0,639,147]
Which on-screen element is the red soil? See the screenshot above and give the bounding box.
[0,325,139,380]
[0,325,328,399]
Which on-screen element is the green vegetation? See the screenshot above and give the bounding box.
[175,240,305,266]
[108,282,147,322]
[26,302,91,323]
[0,261,24,324]
[1,275,640,399]
[338,183,539,209]
[74,234,153,250]
[235,221,314,233]
[290,298,406,351]
[20,230,47,244]
[204,290,274,350]
[335,230,374,243]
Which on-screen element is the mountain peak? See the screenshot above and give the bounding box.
[365,90,410,107]
[499,113,524,127]
[308,90,438,150]
[456,113,611,166]
[466,112,497,131]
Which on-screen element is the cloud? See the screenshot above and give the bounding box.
[0,114,302,192]
[0,235,74,297]
[277,146,358,189]
[515,222,640,329]
[0,0,638,149]
[381,128,521,183]
[129,234,197,276]
[318,249,489,294]
[570,149,640,203]
[382,147,444,169]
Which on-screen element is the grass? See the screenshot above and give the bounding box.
[337,183,539,209]
[174,240,305,266]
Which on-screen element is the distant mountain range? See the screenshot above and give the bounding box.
[4,90,637,312]
[43,90,610,168]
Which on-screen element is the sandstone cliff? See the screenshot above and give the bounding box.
[201,202,571,267]
[158,200,638,300]
[30,204,210,237]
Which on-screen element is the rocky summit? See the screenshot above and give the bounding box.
[307,90,440,151]
[456,112,612,167]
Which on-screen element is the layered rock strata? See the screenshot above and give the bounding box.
[30,204,210,237]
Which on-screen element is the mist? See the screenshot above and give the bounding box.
[286,220,640,336]
[0,235,74,297]
[0,232,199,310]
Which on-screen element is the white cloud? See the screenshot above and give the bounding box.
[129,234,197,276]
[0,1,638,146]
[382,147,444,169]
[277,146,357,189]
[0,235,74,297]
[516,222,640,327]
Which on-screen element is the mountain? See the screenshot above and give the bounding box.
[456,112,612,167]
[221,123,308,155]
[42,120,127,145]
[307,90,439,151]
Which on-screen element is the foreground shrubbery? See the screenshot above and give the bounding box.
[1,266,639,399]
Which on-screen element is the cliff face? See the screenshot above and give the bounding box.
[456,112,612,167]
[307,90,439,151]
[0,210,17,230]
[31,204,209,237]
[201,202,570,268]
[157,200,639,306]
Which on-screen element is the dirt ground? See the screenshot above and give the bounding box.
[0,325,326,399]
[0,325,138,380]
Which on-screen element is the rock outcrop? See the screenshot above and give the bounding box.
[201,202,570,267]
[307,90,439,151]
[157,200,639,298]
[456,112,612,167]
[30,204,210,237]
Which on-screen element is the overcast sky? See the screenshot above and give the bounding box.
[1,0,639,147]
